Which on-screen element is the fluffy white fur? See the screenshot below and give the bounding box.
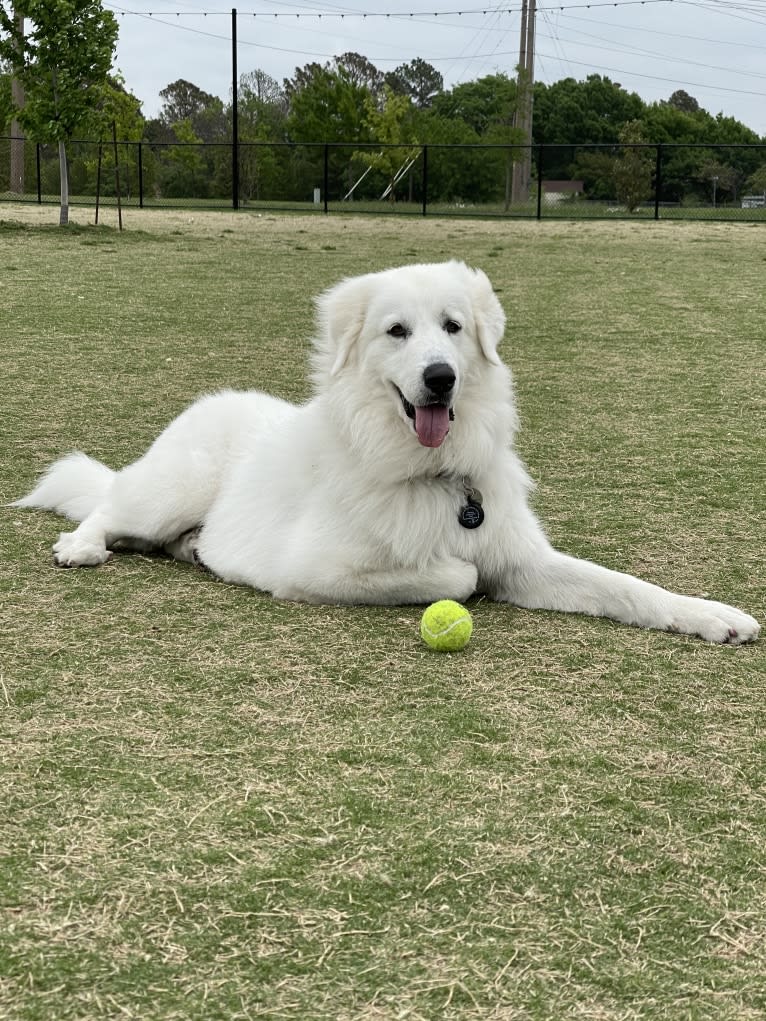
[14,260,760,644]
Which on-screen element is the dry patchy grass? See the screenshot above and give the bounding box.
[1,205,764,1020]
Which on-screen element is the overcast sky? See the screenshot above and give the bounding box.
[106,0,766,136]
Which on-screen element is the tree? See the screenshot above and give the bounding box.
[698,158,741,205]
[667,89,699,114]
[0,57,11,127]
[432,74,517,137]
[613,120,653,212]
[158,78,225,142]
[745,164,766,195]
[334,52,383,96]
[532,75,645,181]
[74,76,144,200]
[569,149,617,200]
[284,62,371,143]
[354,85,417,202]
[385,59,443,109]
[0,0,118,223]
[236,70,288,200]
[237,69,287,140]
[1,13,24,192]
[239,69,285,111]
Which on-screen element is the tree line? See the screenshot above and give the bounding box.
[131,60,766,205]
[2,17,766,212]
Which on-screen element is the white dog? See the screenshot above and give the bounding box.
[14,261,759,644]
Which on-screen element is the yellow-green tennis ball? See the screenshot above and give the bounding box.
[420,600,473,652]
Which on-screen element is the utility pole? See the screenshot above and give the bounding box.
[10,4,25,193]
[231,7,239,210]
[512,0,536,205]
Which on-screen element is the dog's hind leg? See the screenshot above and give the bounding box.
[52,452,215,568]
[18,393,256,569]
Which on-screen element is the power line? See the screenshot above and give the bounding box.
[557,6,766,49]
[533,47,766,96]
[107,5,766,96]
[538,22,766,81]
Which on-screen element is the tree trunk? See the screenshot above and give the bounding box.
[58,140,69,225]
[9,116,24,194]
[9,7,25,192]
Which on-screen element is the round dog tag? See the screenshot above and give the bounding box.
[458,499,485,529]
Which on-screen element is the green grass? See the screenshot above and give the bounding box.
[1,206,764,1020]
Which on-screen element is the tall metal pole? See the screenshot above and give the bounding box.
[231,7,239,210]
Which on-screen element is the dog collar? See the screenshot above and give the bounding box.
[433,472,485,529]
[458,477,485,529]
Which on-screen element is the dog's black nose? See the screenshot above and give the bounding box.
[423,362,456,397]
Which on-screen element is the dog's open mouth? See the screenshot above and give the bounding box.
[396,387,454,448]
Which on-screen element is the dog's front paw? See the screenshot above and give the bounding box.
[442,558,479,602]
[670,598,760,645]
[53,532,112,568]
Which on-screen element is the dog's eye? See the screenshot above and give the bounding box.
[444,320,462,335]
[387,323,408,338]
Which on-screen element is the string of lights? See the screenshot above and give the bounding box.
[100,0,766,122]
[105,0,679,16]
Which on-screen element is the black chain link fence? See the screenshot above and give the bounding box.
[2,138,765,221]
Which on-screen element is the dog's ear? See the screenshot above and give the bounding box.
[314,275,372,376]
[469,267,505,365]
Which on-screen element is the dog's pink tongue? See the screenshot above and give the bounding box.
[414,405,450,448]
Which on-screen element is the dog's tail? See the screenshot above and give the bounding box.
[12,452,115,522]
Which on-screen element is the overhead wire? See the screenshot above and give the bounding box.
[103,0,766,108]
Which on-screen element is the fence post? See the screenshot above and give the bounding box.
[36,143,42,203]
[422,145,428,216]
[654,144,662,221]
[536,143,544,220]
[138,142,144,208]
[323,144,329,214]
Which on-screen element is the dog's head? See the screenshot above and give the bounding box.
[312,261,508,452]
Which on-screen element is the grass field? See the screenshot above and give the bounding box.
[5,192,766,224]
[1,204,764,1021]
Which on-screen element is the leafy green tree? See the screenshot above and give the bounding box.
[641,101,702,144]
[235,71,288,200]
[613,120,653,212]
[641,100,760,202]
[334,52,383,96]
[569,149,618,200]
[698,158,741,204]
[159,78,225,142]
[412,107,512,206]
[533,75,644,179]
[385,59,443,109]
[0,58,11,127]
[73,76,144,199]
[238,69,287,139]
[284,62,371,143]
[160,117,209,198]
[101,77,143,140]
[355,85,417,202]
[667,89,700,114]
[0,0,118,223]
[432,74,517,137]
[745,164,766,195]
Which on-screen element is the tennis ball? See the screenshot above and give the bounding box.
[420,600,473,652]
